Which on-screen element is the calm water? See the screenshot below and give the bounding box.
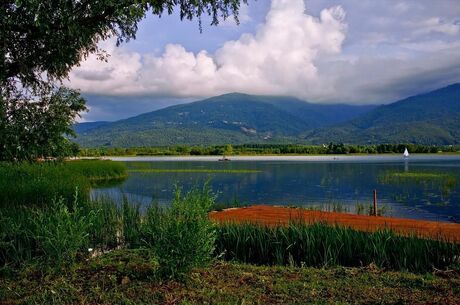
[92,155,460,222]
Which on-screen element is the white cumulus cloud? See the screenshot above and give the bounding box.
[68,0,460,106]
[68,0,347,100]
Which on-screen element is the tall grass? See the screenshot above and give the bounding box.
[65,160,128,181]
[0,185,216,280]
[141,184,216,280]
[0,160,127,206]
[216,222,460,273]
[0,194,94,270]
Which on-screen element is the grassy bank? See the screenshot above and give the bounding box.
[2,192,459,275]
[0,160,127,206]
[1,250,459,305]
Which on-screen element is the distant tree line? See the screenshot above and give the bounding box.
[78,143,460,157]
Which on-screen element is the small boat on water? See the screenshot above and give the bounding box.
[403,148,410,158]
[218,155,231,162]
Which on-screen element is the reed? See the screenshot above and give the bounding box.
[215,221,460,273]
[0,160,127,206]
[379,171,457,186]
[0,194,94,270]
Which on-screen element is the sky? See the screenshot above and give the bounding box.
[67,0,460,122]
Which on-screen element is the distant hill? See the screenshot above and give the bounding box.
[74,93,375,147]
[305,84,460,145]
[74,85,460,147]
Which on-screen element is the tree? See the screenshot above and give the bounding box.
[0,87,86,161]
[224,144,233,155]
[1,0,247,90]
[1,0,246,161]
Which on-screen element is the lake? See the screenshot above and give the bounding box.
[91,155,460,222]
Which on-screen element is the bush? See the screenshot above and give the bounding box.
[32,196,95,268]
[0,193,95,271]
[142,184,216,280]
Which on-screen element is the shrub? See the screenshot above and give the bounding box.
[142,184,217,280]
[0,192,95,270]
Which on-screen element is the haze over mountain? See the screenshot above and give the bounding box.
[74,84,460,147]
[74,93,375,147]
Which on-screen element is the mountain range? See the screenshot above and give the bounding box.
[74,84,460,146]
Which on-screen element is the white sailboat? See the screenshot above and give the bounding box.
[403,148,410,158]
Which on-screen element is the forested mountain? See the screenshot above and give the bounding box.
[74,93,375,147]
[305,84,460,145]
[74,85,460,147]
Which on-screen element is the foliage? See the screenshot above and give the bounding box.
[142,184,217,280]
[0,196,94,270]
[380,171,457,184]
[31,196,96,268]
[74,85,460,147]
[216,222,460,273]
[1,1,247,161]
[224,144,234,155]
[0,87,86,161]
[2,1,247,90]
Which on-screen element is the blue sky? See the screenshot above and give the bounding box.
[68,0,460,121]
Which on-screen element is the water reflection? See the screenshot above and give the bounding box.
[91,157,460,222]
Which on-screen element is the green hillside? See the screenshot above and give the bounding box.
[305,84,460,145]
[74,93,375,147]
[74,85,460,147]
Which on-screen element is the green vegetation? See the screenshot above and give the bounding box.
[2,252,459,305]
[2,194,458,275]
[142,185,216,280]
[216,222,459,273]
[78,143,460,156]
[301,201,390,217]
[379,171,458,196]
[0,160,127,206]
[380,171,457,184]
[0,184,216,281]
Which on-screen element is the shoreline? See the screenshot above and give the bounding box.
[81,154,460,162]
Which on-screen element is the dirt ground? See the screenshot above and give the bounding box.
[210,205,460,243]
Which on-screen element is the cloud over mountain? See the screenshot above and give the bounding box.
[68,0,460,107]
[68,0,347,99]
